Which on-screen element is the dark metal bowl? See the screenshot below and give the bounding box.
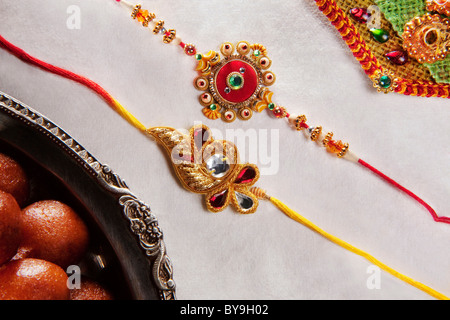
[0,91,175,300]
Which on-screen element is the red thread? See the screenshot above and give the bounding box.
[0,34,118,111]
[358,158,450,224]
[0,34,446,225]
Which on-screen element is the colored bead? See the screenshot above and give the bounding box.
[326,140,342,154]
[370,28,389,43]
[378,75,392,88]
[267,103,275,110]
[253,50,261,57]
[349,8,370,23]
[209,104,217,111]
[385,50,408,65]
[184,44,197,56]
[272,106,287,118]
[195,53,203,61]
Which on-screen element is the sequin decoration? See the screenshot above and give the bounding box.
[194,41,276,122]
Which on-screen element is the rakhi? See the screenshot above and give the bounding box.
[0,0,448,299]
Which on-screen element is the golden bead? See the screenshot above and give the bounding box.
[153,20,165,34]
[142,12,156,27]
[163,29,176,44]
[131,4,141,19]
[322,132,333,147]
[338,143,349,158]
[310,126,322,141]
[294,115,307,131]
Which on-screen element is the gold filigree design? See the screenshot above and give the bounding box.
[426,0,450,16]
[146,124,260,214]
[402,13,450,64]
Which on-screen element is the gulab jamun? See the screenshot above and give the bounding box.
[70,277,113,300]
[0,258,69,300]
[18,200,89,269]
[0,190,21,266]
[0,153,29,207]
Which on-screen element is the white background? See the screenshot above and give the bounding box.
[0,0,449,300]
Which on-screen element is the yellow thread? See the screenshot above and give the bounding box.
[268,196,449,300]
[111,98,147,132]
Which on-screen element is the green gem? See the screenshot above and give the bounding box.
[268,103,275,110]
[253,50,261,57]
[195,53,203,60]
[379,75,391,88]
[228,73,243,89]
[370,28,389,43]
[209,104,217,111]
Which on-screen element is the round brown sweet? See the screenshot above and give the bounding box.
[70,278,113,300]
[0,190,22,266]
[19,200,89,269]
[0,258,69,300]
[0,153,29,207]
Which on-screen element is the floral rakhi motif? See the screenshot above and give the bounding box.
[147,124,260,214]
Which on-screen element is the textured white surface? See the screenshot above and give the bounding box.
[0,0,449,300]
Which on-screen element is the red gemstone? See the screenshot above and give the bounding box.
[349,8,370,23]
[234,166,257,184]
[385,50,408,65]
[209,189,228,209]
[193,128,210,150]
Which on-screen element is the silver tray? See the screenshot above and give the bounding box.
[0,91,176,300]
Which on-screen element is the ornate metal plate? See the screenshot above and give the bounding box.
[0,91,175,300]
